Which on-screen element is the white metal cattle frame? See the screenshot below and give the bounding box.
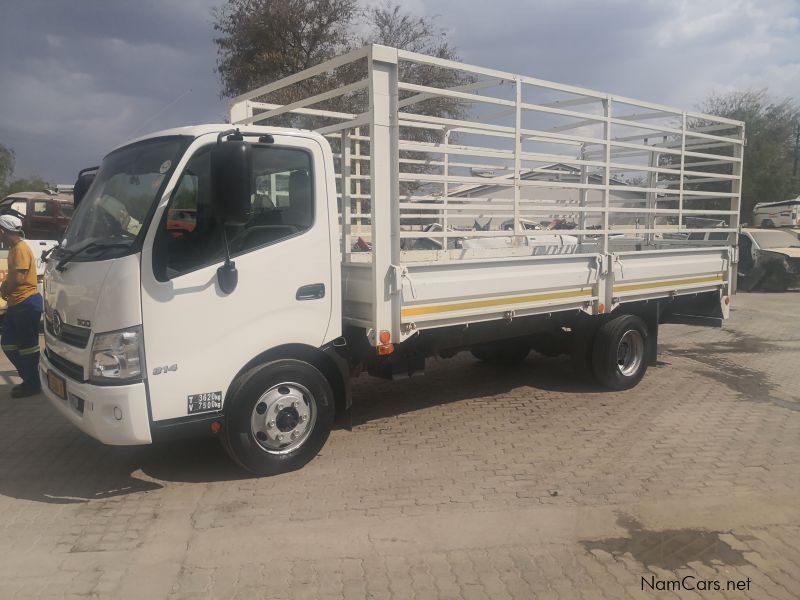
[230,45,744,345]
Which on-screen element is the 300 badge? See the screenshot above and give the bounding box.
[187,391,222,414]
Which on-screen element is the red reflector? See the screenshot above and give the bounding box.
[377,343,394,356]
[211,421,221,434]
[597,303,605,314]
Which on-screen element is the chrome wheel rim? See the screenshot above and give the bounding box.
[616,329,644,377]
[250,382,316,455]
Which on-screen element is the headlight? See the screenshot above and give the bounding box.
[91,326,145,383]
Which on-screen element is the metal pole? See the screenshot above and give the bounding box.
[368,45,400,345]
[342,130,351,261]
[442,128,451,252]
[514,78,522,236]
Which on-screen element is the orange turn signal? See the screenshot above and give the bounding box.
[379,330,391,344]
[724,296,731,305]
[377,343,394,356]
[597,303,606,314]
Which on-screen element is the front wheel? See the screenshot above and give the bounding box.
[222,359,334,476]
[592,314,650,390]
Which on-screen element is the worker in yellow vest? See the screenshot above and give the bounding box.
[0,215,44,397]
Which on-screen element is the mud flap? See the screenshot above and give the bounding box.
[660,291,726,328]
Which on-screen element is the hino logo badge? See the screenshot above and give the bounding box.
[52,311,63,337]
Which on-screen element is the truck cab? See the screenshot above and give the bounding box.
[40,125,345,471]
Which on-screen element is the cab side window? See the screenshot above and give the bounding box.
[10,199,27,216]
[33,200,54,216]
[154,144,314,281]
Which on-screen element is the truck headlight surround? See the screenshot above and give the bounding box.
[91,326,145,384]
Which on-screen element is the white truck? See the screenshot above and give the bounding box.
[751,198,800,229]
[40,45,744,475]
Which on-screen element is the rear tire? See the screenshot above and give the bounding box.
[222,359,334,476]
[592,314,650,390]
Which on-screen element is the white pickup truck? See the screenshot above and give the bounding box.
[40,45,744,475]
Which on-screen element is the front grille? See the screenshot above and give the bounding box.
[46,349,85,382]
[45,318,91,348]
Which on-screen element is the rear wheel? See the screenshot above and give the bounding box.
[222,359,334,476]
[592,314,649,390]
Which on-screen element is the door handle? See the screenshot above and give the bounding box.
[296,283,325,301]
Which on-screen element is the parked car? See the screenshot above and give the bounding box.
[0,191,74,241]
[752,198,800,229]
[738,228,800,291]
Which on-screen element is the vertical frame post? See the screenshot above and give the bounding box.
[679,112,687,233]
[442,128,450,252]
[342,129,352,262]
[229,99,253,124]
[730,123,745,293]
[354,127,362,227]
[602,97,612,255]
[578,144,588,250]
[514,78,522,236]
[368,45,400,345]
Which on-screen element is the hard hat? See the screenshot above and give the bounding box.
[0,214,23,233]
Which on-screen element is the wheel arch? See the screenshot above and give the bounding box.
[225,343,351,418]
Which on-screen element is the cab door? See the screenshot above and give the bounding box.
[140,134,334,423]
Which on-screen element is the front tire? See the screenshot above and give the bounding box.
[222,359,334,476]
[592,314,649,390]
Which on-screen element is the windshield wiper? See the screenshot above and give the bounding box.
[56,242,131,272]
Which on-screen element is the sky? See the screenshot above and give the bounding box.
[1,0,798,184]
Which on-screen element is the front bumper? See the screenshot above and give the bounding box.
[39,353,152,445]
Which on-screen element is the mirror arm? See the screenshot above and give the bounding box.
[217,129,242,144]
[216,222,238,295]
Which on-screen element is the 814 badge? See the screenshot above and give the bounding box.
[188,391,222,414]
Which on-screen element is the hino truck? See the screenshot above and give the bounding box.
[40,45,744,475]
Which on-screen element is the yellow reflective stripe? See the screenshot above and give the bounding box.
[401,288,593,318]
[613,275,723,294]
[18,346,40,356]
[1,344,18,351]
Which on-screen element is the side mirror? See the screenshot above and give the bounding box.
[211,140,252,225]
[74,166,98,207]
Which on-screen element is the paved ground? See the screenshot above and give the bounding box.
[0,292,798,599]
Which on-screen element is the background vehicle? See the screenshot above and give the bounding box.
[0,191,74,240]
[737,228,800,291]
[752,198,800,228]
[41,45,744,475]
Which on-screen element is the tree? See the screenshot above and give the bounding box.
[0,143,51,199]
[700,89,800,220]
[2,175,49,197]
[0,144,14,194]
[214,1,473,200]
[214,0,360,101]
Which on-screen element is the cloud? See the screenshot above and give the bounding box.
[0,0,798,183]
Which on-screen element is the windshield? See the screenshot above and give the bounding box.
[62,136,187,254]
[751,230,800,249]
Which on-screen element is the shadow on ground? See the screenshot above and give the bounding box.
[0,353,613,504]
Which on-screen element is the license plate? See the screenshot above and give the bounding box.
[47,370,66,400]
